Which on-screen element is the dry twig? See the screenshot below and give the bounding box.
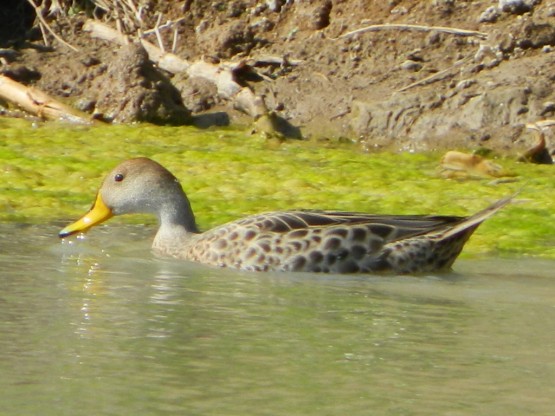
[154,13,165,52]
[396,56,472,92]
[335,23,488,40]
[142,18,186,36]
[171,26,179,54]
[26,0,79,52]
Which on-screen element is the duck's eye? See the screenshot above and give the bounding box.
[114,173,124,182]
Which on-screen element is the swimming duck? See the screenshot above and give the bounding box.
[59,157,513,274]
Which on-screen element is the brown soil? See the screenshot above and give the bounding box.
[1,0,555,154]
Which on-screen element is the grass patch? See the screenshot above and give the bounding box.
[1,118,552,258]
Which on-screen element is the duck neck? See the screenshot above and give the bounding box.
[152,191,200,255]
[158,190,199,234]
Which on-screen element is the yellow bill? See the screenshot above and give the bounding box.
[59,193,113,238]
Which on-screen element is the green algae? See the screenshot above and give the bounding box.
[1,118,553,258]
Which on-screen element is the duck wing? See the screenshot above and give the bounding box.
[235,210,464,242]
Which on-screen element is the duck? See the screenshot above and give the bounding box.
[59,157,513,274]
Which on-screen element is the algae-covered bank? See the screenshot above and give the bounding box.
[1,118,553,258]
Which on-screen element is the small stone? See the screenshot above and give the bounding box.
[478,6,500,23]
[518,22,555,49]
[406,49,424,62]
[541,101,555,115]
[0,64,40,83]
[81,56,100,67]
[227,1,248,17]
[195,20,209,35]
[266,0,284,13]
[474,44,495,62]
[427,31,441,45]
[480,133,491,142]
[433,0,456,14]
[75,98,96,113]
[495,33,516,53]
[251,4,267,16]
[400,59,422,71]
[390,6,408,15]
[498,0,537,15]
[250,17,274,33]
[0,49,18,61]
[456,79,477,90]
[309,1,332,30]
[474,45,503,68]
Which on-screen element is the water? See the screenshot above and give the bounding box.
[1,223,554,415]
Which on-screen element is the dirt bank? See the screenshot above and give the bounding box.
[1,0,554,154]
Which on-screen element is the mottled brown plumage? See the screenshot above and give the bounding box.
[59,157,513,274]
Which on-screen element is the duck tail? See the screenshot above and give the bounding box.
[439,193,517,240]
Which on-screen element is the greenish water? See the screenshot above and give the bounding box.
[1,223,555,415]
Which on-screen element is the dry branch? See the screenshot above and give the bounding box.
[142,17,185,36]
[26,0,79,52]
[0,75,93,124]
[336,23,488,40]
[83,19,266,118]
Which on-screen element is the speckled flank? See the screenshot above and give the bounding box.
[172,205,506,274]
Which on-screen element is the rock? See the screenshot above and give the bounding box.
[175,76,218,114]
[0,64,41,83]
[541,101,555,116]
[266,0,285,13]
[474,44,502,67]
[80,56,100,67]
[406,49,424,62]
[295,1,332,31]
[498,0,538,15]
[518,128,553,164]
[197,21,256,59]
[91,44,191,124]
[0,49,19,61]
[489,31,516,53]
[478,6,500,23]
[350,95,425,148]
[310,1,332,30]
[74,98,96,113]
[433,0,456,16]
[390,5,408,15]
[451,88,531,130]
[349,73,554,152]
[456,79,477,90]
[226,1,247,18]
[250,17,275,34]
[401,60,423,71]
[518,22,555,49]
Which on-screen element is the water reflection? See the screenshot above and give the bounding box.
[0,223,554,415]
